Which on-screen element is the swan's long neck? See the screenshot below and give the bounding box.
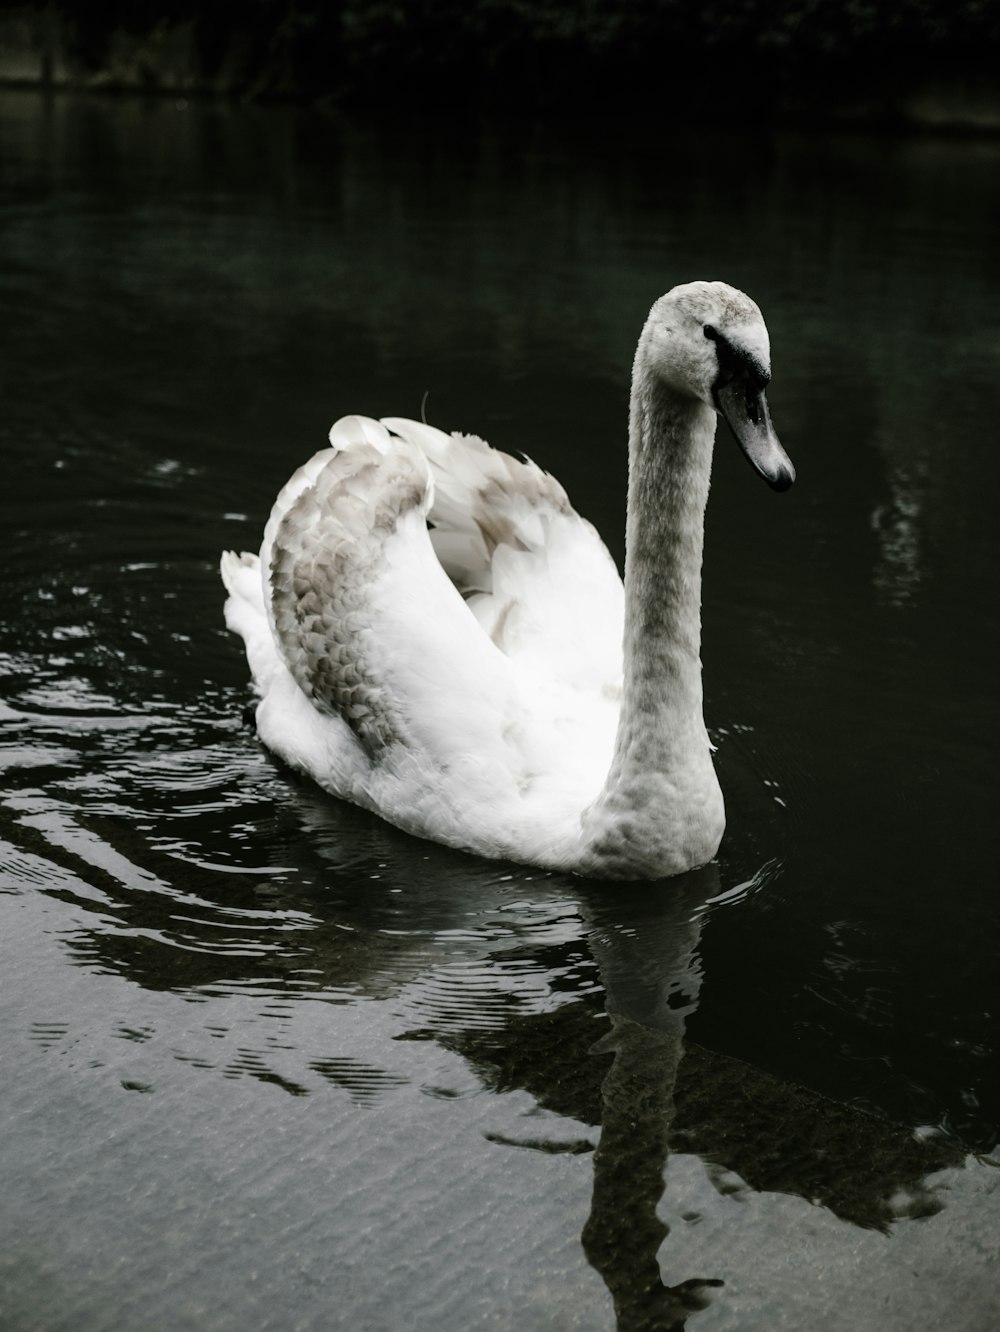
[580,335,724,878]
[620,348,714,756]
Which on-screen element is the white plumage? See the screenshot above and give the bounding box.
[221,281,794,880]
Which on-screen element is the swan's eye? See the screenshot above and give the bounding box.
[704,324,718,341]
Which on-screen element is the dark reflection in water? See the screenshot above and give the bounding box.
[2,90,1000,1331]
[581,876,727,1332]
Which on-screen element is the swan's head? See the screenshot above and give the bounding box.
[643,281,795,491]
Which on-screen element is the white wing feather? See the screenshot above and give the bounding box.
[222,413,624,864]
[382,417,624,699]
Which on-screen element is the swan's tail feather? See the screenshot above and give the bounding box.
[220,549,283,694]
[220,548,257,600]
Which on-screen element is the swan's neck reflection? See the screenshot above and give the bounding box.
[580,870,723,1331]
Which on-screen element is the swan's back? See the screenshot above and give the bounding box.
[222,414,624,865]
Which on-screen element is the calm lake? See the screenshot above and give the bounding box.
[1,90,999,1331]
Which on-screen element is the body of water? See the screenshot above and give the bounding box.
[1,92,999,1330]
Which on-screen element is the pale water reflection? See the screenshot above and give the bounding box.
[2,91,1000,1330]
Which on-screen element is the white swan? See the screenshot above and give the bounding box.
[221,281,794,880]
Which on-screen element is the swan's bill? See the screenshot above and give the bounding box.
[713,379,795,492]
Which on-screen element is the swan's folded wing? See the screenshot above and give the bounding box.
[266,426,525,774]
[381,417,624,699]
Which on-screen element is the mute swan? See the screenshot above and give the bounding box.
[221,281,794,880]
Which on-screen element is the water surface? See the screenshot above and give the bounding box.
[1,93,999,1330]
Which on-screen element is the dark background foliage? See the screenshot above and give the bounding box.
[7,0,999,117]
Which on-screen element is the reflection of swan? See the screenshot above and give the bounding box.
[580,871,725,1330]
[221,282,794,879]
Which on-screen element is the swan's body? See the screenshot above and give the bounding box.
[221,282,794,880]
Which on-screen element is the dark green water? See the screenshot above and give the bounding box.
[1,92,999,1331]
